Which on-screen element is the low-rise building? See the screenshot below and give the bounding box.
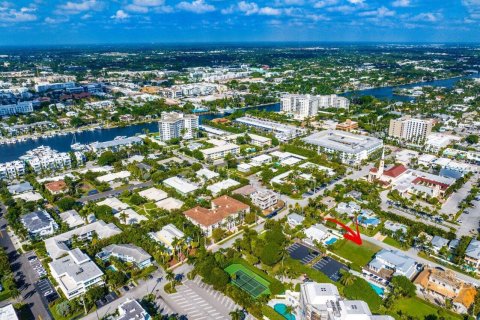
[465,239,480,269]
[149,224,185,252]
[155,197,184,211]
[250,154,273,167]
[414,268,476,314]
[201,143,240,161]
[336,119,358,132]
[0,304,19,320]
[431,236,449,254]
[59,209,85,229]
[303,130,383,164]
[0,161,26,180]
[45,220,122,259]
[90,136,143,154]
[163,176,199,196]
[251,189,278,210]
[287,213,305,227]
[206,178,240,196]
[96,244,152,269]
[138,187,168,202]
[49,248,104,300]
[116,298,151,320]
[7,182,33,195]
[365,249,419,282]
[183,195,250,237]
[21,210,58,239]
[44,180,68,195]
[304,224,329,244]
[297,282,393,320]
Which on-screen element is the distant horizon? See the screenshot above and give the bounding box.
[1,40,480,49]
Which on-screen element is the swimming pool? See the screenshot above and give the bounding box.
[274,303,296,320]
[106,265,118,272]
[368,282,385,296]
[325,238,338,245]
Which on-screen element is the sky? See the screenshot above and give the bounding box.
[0,0,479,45]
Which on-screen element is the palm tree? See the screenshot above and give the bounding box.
[229,309,245,320]
[119,211,128,225]
[340,271,356,286]
[10,286,21,301]
[166,270,175,283]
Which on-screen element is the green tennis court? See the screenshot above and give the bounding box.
[225,264,270,298]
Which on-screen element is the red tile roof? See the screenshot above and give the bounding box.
[45,180,68,192]
[413,177,450,190]
[183,195,249,227]
[384,165,407,178]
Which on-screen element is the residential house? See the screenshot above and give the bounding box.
[287,213,305,228]
[251,190,278,210]
[365,249,419,283]
[116,299,150,320]
[21,210,58,239]
[149,224,185,253]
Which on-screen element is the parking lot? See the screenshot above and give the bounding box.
[26,253,47,279]
[312,257,349,282]
[36,279,59,303]
[287,242,320,265]
[159,276,243,320]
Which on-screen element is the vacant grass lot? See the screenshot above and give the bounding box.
[330,239,381,268]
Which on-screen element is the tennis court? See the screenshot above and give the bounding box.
[225,264,270,298]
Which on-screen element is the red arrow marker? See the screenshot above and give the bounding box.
[325,217,363,245]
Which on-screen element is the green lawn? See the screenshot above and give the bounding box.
[383,237,405,250]
[390,297,462,320]
[330,239,381,268]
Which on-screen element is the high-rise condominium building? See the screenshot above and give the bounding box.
[281,94,350,119]
[158,112,199,141]
[388,116,433,142]
[281,94,319,119]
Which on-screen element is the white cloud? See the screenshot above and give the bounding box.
[125,4,149,13]
[133,0,165,6]
[327,5,357,13]
[359,6,395,17]
[347,0,364,4]
[57,0,103,15]
[238,1,259,15]
[44,16,68,24]
[411,12,442,22]
[462,0,480,20]
[176,0,215,13]
[313,0,338,8]
[0,5,37,22]
[274,0,304,5]
[258,7,281,15]
[391,0,411,7]
[111,9,129,20]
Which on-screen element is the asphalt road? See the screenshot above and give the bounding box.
[78,181,153,203]
[0,214,52,320]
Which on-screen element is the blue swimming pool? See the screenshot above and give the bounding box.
[106,265,118,272]
[274,303,296,320]
[325,238,337,245]
[368,282,384,296]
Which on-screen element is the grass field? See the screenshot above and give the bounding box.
[225,263,271,298]
[330,239,381,268]
[383,237,406,250]
[390,297,462,320]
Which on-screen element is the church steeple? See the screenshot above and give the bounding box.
[377,148,385,179]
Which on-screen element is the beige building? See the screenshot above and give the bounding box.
[388,116,433,142]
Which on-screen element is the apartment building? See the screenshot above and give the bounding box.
[149,223,185,253]
[298,282,393,320]
[158,112,199,141]
[0,161,26,180]
[281,94,320,120]
[0,101,34,116]
[48,249,104,300]
[19,146,74,173]
[201,143,240,161]
[251,189,278,210]
[96,244,152,269]
[90,136,143,154]
[388,116,433,142]
[35,82,76,93]
[116,299,150,320]
[303,130,383,164]
[183,195,250,237]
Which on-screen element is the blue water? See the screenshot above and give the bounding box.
[368,282,385,296]
[341,73,480,101]
[274,303,296,320]
[0,103,280,162]
[106,265,117,272]
[325,238,337,245]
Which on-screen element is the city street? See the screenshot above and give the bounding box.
[0,215,52,320]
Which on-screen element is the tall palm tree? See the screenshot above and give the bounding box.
[340,271,356,286]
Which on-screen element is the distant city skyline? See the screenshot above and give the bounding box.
[0,0,479,45]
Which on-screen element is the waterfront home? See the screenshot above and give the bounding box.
[21,210,58,239]
[96,244,152,269]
